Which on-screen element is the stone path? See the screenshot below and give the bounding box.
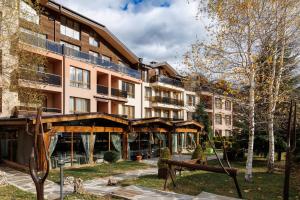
[0,166,73,200]
[0,159,240,200]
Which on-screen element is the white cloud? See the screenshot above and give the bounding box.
[53,0,208,70]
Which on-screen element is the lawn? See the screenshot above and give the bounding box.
[48,161,151,183]
[0,185,36,200]
[120,158,299,200]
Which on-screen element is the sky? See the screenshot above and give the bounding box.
[53,0,208,70]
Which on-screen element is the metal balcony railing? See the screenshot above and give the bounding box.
[97,85,109,95]
[19,68,62,86]
[111,88,127,98]
[150,75,184,88]
[20,32,141,79]
[151,96,184,106]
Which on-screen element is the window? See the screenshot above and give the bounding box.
[225,100,231,110]
[154,109,161,117]
[225,115,231,125]
[225,130,232,137]
[163,110,170,118]
[155,89,160,96]
[123,105,135,119]
[102,55,111,62]
[215,98,222,109]
[187,112,194,120]
[215,114,222,125]
[60,16,80,40]
[145,108,152,118]
[215,130,222,136]
[69,97,90,113]
[122,81,135,98]
[89,51,99,57]
[70,66,90,89]
[145,87,152,100]
[60,41,80,51]
[187,95,196,106]
[89,32,99,47]
[163,91,170,98]
[173,110,180,119]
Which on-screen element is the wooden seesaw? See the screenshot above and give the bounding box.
[160,137,243,199]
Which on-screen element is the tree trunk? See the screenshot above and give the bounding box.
[245,69,255,182]
[267,112,275,172]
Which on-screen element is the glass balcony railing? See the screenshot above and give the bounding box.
[20,32,141,79]
[151,96,184,106]
[111,88,127,98]
[97,84,109,95]
[149,75,184,88]
[19,68,62,86]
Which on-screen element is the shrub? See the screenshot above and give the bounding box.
[103,151,120,163]
[192,144,206,161]
[157,147,171,169]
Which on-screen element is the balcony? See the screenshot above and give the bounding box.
[150,75,184,88]
[20,32,141,79]
[13,106,61,117]
[97,85,109,95]
[111,88,127,98]
[151,96,184,106]
[19,68,62,86]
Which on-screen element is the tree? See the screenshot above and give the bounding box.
[193,102,212,139]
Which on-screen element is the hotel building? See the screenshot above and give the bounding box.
[0,0,233,167]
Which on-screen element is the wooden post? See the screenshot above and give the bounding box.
[71,132,73,166]
[108,132,111,151]
[196,132,200,145]
[168,131,172,154]
[89,126,95,164]
[122,133,128,160]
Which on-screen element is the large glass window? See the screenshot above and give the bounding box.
[122,81,135,98]
[215,114,222,125]
[145,108,152,118]
[154,109,161,117]
[60,16,80,40]
[163,110,170,118]
[225,115,231,125]
[123,105,135,119]
[187,95,196,106]
[69,97,90,113]
[215,98,222,109]
[70,66,90,89]
[145,87,152,100]
[89,32,99,47]
[225,100,231,110]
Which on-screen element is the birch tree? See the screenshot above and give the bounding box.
[185,0,276,182]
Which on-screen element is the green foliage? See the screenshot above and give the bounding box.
[157,147,171,169]
[103,151,120,163]
[191,144,206,161]
[193,102,212,139]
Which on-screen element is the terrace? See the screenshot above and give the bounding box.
[20,32,141,79]
[150,75,184,88]
[151,96,184,106]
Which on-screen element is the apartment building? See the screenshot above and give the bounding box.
[1,0,233,136]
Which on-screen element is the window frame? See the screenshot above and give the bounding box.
[69,97,90,113]
[122,81,135,98]
[60,16,80,40]
[70,66,90,89]
[215,114,222,125]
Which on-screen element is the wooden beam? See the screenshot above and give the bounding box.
[132,127,168,133]
[122,133,128,160]
[175,128,198,133]
[52,126,123,133]
[34,113,128,125]
[71,132,73,166]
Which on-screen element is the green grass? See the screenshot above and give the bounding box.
[0,185,36,200]
[120,158,299,200]
[48,161,151,183]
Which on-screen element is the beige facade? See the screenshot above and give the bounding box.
[0,0,233,137]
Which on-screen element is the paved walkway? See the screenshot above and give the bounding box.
[0,157,240,200]
[0,166,73,200]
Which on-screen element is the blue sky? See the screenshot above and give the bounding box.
[54,0,207,69]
